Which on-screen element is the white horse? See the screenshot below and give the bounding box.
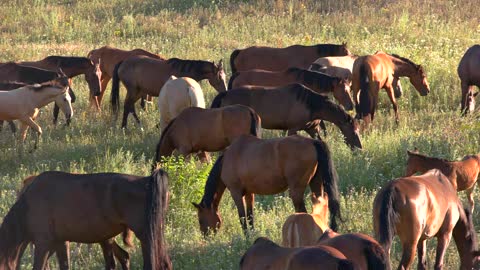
[0,77,73,149]
[157,75,205,130]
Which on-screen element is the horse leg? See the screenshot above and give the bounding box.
[196,151,211,163]
[112,241,130,270]
[245,193,255,230]
[466,185,475,212]
[288,186,307,213]
[53,103,60,125]
[230,191,248,233]
[460,82,472,115]
[121,95,139,129]
[32,241,52,270]
[416,239,427,270]
[433,234,451,270]
[54,241,70,270]
[8,120,17,133]
[100,239,116,270]
[385,86,399,124]
[93,75,111,110]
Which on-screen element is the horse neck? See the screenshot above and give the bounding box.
[31,89,63,108]
[294,70,332,93]
[390,57,416,77]
[309,96,345,125]
[452,212,477,266]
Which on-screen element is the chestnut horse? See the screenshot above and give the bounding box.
[230,43,351,74]
[405,149,480,211]
[282,193,329,248]
[193,134,342,235]
[352,52,430,127]
[373,169,480,270]
[228,67,353,110]
[317,229,390,270]
[0,169,171,270]
[210,83,362,149]
[240,237,355,270]
[458,45,480,115]
[111,56,227,129]
[153,105,261,167]
[87,45,166,110]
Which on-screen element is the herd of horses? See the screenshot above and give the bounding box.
[0,42,480,270]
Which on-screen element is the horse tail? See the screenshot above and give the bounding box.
[0,195,29,268]
[152,118,176,172]
[230,49,240,74]
[376,185,398,257]
[358,62,371,118]
[337,259,355,270]
[146,169,172,270]
[312,139,341,231]
[210,92,227,108]
[363,241,391,270]
[122,228,134,248]
[248,108,262,138]
[111,60,123,115]
[228,72,239,90]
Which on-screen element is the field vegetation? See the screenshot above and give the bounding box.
[0,0,479,268]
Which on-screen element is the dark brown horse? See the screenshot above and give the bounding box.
[228,67,354,110]
[240,237,355,270]
[210,83,362,149]
[373,169,480,270]
[87,45,166,110]
[0,169,171,270]
[405,149,480,211]
[458,45,480,115]
[352,52,430,128]
[111,56,227,129]
[193,134,342,235]
[230,43,351,74]
[153,105,261,166]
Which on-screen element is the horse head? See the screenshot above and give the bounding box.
[208,59,227,93]
[410,65,430,96]
[192,202,222,237]
[463,90,478,116]
[332,78,354,111]
[84,59,102,97]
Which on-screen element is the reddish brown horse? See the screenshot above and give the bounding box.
[111,56,227,129]
[230,43,351,73]
[0,169,171,270]
[373,169,480,270]
[211,83,362,149]
[352,52,430,128]
[240,237,355,270]
[228,67,353,110]
[458,45,480,115]
[405,149,480,211]
[193,134,342,235]
[87,45,166,110]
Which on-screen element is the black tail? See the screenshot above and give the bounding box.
[248,108,262,138]
[210,92,228,108]
[111,60,123,116]
[311,139,341,231]
[376,185,398,256]
[357,62,371,118]
[364,242,391,270]
[230,49,240,74]
[152,118,176,172]
[146,169,172,270]
[0,195,29,268]
[228,72,239,90]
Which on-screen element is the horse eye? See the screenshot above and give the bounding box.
[64,98,67,101]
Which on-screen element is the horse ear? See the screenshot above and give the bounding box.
[474,92,479,97]
[218,59,224,69]
[342,41,347,46]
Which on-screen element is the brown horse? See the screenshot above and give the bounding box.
[458,45,480,115]
[373,169,480,270]
[0,169,171,270]
[228,67,354,110]
[210,83,362,149]
[193,134,342,235]
[317,229,390,270]
[405,149,480,211]
[230,43,351,74]
[153,105,261,166]
[111,56,227,129]
[352,52,430,127]
[282,193,329,248]
[240,237,355,270]
[87,45,166,110]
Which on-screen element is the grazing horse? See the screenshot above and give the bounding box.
[240,237,355,270]
[282,193,329,248]
[111,56,227,129]
[0,169,172,270]
[317,229,390,270]
[352,52,430,127]
[230,43,351,74]
[0,77,73,149]
[228,67,353,110]
[405,149,480,211]
[458,45,480,115]
[153,105,261,166]
[210,83,362,149]
[373,169,480,270]
[309,55,404,99]
[157,75,205,130]
[87,45,166,110]
[193,134,342,235]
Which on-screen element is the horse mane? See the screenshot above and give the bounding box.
[406,150,451,163]
[43,56,93,68]
[167,58,214,75]
[314,43,348,55]
[29,77,68,91]
[253,237,278,247]
[0,81,28,90]
[287,67,339,91]
[200,155,224,207]
[389,53,420,69]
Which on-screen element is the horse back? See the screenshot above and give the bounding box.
[119,56,171,96]
[282,213,326,247]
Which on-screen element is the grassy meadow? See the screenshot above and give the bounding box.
[0,0,479,268]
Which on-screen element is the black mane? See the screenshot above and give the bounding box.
[389,53,420,68]
[315,43,348,57]
[287,67,339,93]
[167,58,214,78]
[407,151,451,163]
[43,56,93,68]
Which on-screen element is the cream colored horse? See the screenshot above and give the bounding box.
[281,193,329,247]
[157,75,205,130]
[0,77,72,149]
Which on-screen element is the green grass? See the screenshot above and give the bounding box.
[1,0,480,269]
